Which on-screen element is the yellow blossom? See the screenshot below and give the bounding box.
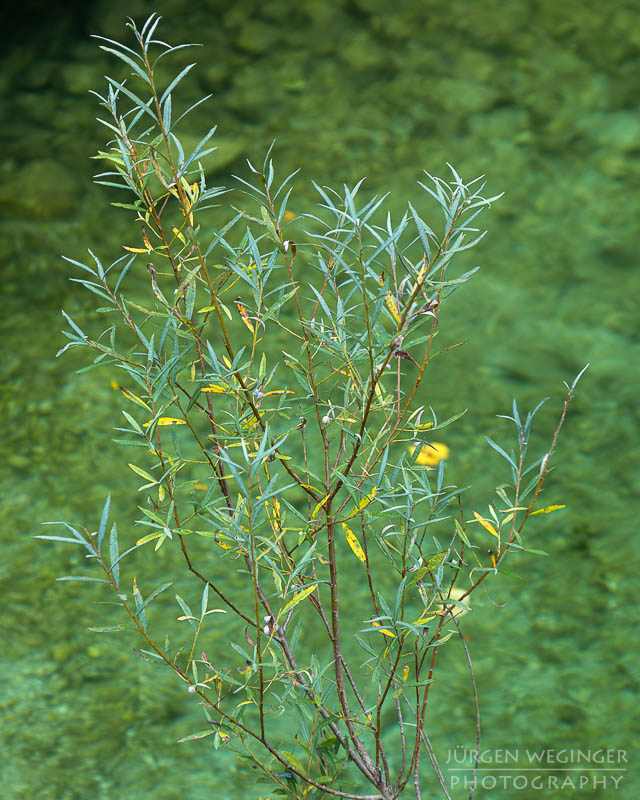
[409,442,450,467]
[436,587,471,619]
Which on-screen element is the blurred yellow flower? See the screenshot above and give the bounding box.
[409,442,450,467]
[437,587,471,619]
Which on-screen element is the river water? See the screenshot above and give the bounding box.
[0,1,638,798]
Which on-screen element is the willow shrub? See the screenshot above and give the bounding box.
[41,15,587,800]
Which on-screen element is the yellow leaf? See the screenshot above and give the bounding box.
[416,254,428,287]
[473,511,499,538]
[123,245,151,253]
[136,531,164,546]
[300,482,323,495]
[385,292,402,324]
[354,487,377,513]
[531,504,566,516]
[425,550,447,570]
[380,271,402,324]
[171,225,186,245]
[386,296,402,324]
[408,566,428,583]
[143,417,186,427]
[413,614,436,626]
[414,253,433,300]
[201,384,227,393]
[141,229,154,251]
[415,421,434,431]
[281,584,317,615]
[342,523,366,563]
[234,298,255,334]
[311,493,330,520]
[401,665,409,681]
[267,499,282,531]
[372,621,395,638]
[119,386,152,412]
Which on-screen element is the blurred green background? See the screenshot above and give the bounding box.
[1,0,638,798]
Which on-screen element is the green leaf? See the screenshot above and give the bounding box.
[520,546,550,556]
[200,583,209,619]
[133,578,147,631]
[109,523,119,586]
[260,206,283,251]
[281,751,306,775]
[100,45,151,85]
[128,462,156,483]
[137,582,174,615]
[498,568,522,580]
[454,518,470,547]
[160,63,196,105]
[178,729,215,743]
[61,309,86,339]
[88,625,135,633]
[176,594,197,630]
[182,126,218,174]
[35,535,86,545]
[98,495,111,551]
[105,77,155,120]
[486,436,517,471]
[121,410,143,435]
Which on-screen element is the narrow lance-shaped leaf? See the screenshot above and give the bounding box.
[531,504,566,515]
[200,583,209,619]
[342,523,366,564]
[109,523,119,586]
[281,583,319,615]
[178,729,216,743]
[473,511,499,538]
[133,577,147,632]
[176,594,197,631]
[97,45,152,86]
[160,63,196,105]
[98,495,111,552]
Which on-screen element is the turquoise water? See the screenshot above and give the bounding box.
[1,1,638,798]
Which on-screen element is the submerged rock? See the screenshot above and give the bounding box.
[0,158,81,221]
